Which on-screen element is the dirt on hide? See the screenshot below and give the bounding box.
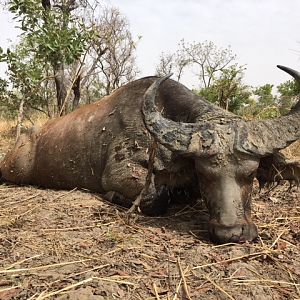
[0,134,299,299]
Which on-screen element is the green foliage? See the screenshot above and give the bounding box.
[197,71,299,119]
[197,65,252,114]
[1,1,139,117]
[277,79,300,96]
[252,84,279,119]
[277,80,300,114]
[238,81,299,119]
[254,84,275,106]
[8,0,87,66]
[0,78,18,118]
[0,0,91,116]
[0,38,47,114]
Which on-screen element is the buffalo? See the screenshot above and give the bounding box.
[0,65,299,243]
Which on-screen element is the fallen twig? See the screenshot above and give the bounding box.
[47,264,110,286]
[177,258,191,300]
[172,277,183,300]
[128,139,157,213]
[192,250,277,270]
[42,221,116,232]
[204,275,235,300]
[270,229,287,249]
[3,254,41,270]
[4,192,42,206]
[153,282,161,300]
[233,278,300,287]
[36,276,135,299]
[0,285,21,292]
[50,188,77,202]
[36,277,93,299]
[0,259,91,274]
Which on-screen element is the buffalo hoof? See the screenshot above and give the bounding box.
[208,221,258,244]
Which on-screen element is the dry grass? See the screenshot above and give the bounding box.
[0,184,299,299]
[0,119,16,157]
[0,116,48,158]
[0,115,48,133]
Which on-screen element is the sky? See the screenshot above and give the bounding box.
[1,0,300,89]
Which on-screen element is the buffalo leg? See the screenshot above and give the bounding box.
[102,162,169,216]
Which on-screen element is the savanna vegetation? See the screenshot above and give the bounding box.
[0,0,139,138]
[0,0,299,137]
[156,40,300,118]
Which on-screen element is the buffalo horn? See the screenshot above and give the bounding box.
[142,76,220,156]
[236,65,300,156]
[143,75,196,153]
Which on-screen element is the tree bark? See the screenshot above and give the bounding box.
[53,63,68,115]
[16,99,24,141]
[72,74,81,110]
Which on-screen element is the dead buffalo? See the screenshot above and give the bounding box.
[1,65,299,243]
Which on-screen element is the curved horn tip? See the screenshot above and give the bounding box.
[277,65,290,72]
[277,65,300,82]
[148,73,173,93]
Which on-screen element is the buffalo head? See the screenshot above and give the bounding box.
[143,65,300,243]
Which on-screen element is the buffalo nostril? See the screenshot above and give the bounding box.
[209,222,258,244]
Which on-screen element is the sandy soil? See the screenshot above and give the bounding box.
[0,180,299,300]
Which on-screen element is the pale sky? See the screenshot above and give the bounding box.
[1,0,300,89]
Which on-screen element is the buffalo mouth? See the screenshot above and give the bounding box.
[208,220,258,244]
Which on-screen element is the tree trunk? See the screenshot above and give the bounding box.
[16,99,24,141]
[72,74,81,110]
[53,63,67,115]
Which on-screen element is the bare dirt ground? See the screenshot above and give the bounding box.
[0,127,299,299]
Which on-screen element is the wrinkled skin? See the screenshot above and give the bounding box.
[195,154,259,243]
[1,66,299,244]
